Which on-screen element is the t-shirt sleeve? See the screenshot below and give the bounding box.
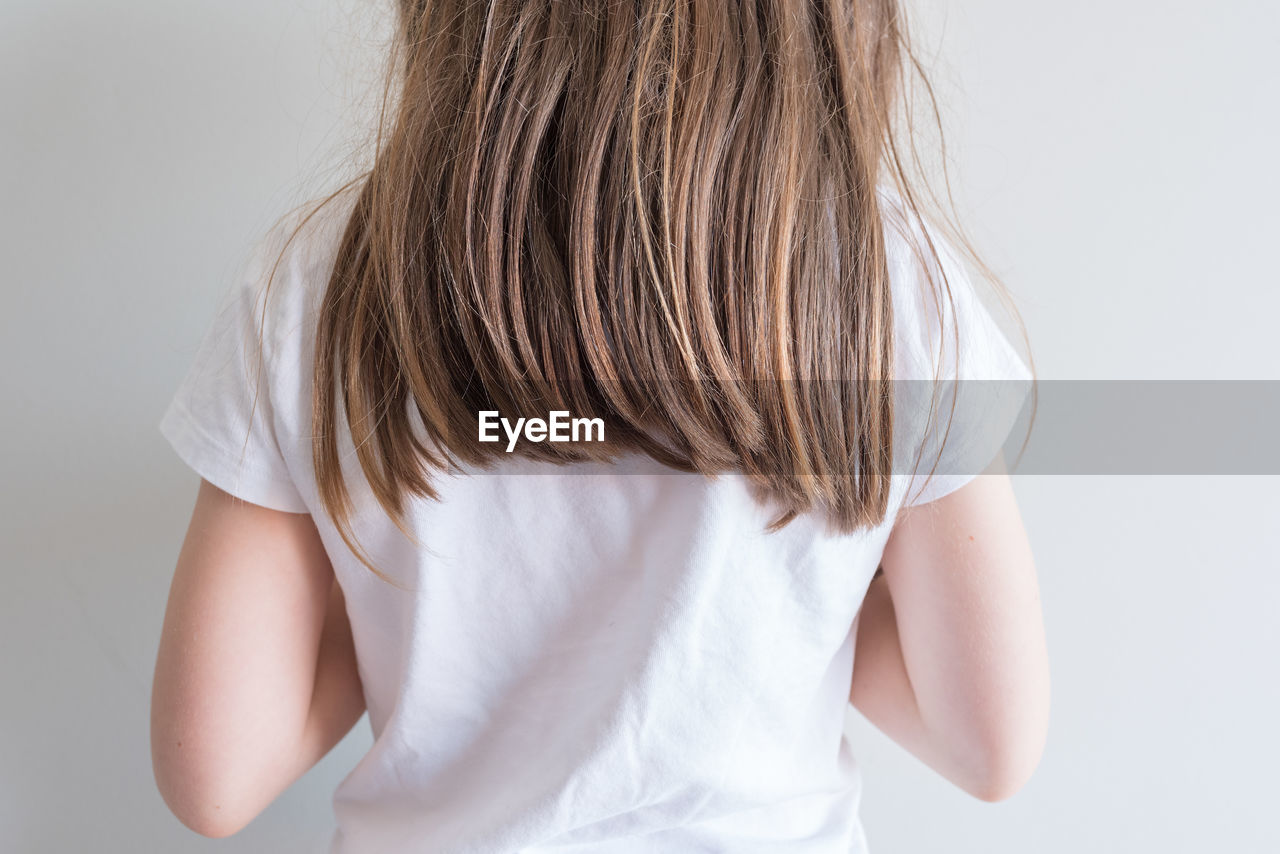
[158,238,309,514]
[889,209,1033,509]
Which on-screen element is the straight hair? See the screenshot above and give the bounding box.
[259,0,1024,580]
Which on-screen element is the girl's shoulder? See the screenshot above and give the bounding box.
[876,185,1030,385]
[877,184,1033,508]
[242,183,364,356]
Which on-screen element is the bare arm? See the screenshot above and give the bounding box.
[850,457,1049,801]
[151,479,366,838]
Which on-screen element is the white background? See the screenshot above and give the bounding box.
[2,1,1277,851]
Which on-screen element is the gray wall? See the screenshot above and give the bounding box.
[2,2,1276,852]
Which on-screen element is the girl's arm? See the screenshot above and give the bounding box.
[849,457,1050,801]
[151,479,366,838]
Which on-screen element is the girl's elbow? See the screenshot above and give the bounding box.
[964,751,1041,803]
[960,711,1049,803]
[151,743,262,838]
[174,804,252,840]
[964,664,1052,803]
[154,775,258,839]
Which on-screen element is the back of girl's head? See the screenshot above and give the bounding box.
[303,0,981,574]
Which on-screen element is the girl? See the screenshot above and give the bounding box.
[152,2,1049,851]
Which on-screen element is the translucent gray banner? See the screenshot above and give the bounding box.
[976,380,1280,475]
[450,381,1280,476]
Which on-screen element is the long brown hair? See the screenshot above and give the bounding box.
[278,0,1007,578]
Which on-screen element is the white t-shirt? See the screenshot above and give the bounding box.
[159,184,1030,853]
